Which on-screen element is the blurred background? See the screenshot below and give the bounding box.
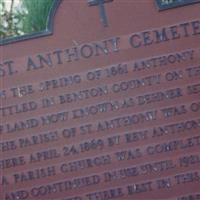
[0,0,54,39]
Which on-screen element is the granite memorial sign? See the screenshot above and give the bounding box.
[0,0,200,199]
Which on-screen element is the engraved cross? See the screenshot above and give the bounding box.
[88,0,113,27]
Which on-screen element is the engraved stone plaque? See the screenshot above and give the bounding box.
[1,0,200,199]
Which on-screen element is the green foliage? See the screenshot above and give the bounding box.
[0,0,24,38]
[21,0,53,33]
[0,0,54,39]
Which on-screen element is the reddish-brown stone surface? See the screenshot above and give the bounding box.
[1,1,200,199]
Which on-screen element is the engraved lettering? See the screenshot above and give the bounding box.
[0,60,18,77]
[0,101,37,117]
[175,171,200,184]
[86,187,124,200]
[127,181,153,195]
[0,156,26,169]
[29,149,61,163]
[161,105,187,118]
[10,84,34,97]
[13,166,56,183]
